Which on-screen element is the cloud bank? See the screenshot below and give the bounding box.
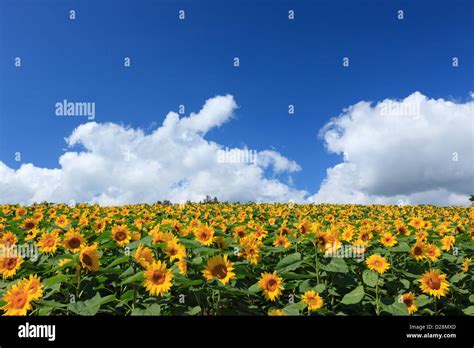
[309,92,473,206]
[0,92,472,206]
[0,95,307,205]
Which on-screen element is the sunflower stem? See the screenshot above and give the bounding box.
[313,242,320,284]
[375,281,380,316]
[133,286,137,310]
[76,268,82,300]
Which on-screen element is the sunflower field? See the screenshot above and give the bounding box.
[0,203,472,316]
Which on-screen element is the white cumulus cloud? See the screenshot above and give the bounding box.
[309,91,474,206]
[1,92,472,206]
[0,95,308,205]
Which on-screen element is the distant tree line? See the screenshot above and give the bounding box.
[156,195,223,205]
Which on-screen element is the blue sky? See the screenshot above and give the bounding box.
[0,0,472,205]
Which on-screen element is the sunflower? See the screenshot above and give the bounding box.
[143,261,173,296]
[418,269,449,298]
[259,271,284,301]
[273,234,291,248]
[279,226,292,237]
[358,230,373,243]
[341,228,354,242]
[324,239,342,256]
[400,292,418,314]
[232,226,247,240]
[20,274,43,301]
[54,215,70,229]
[15,207,27,218]
[1,283,32,316]
[80,244,101,272]
[461,257,471,273]
[63,229,86,253]
[37,231,60,254]
[176,258,188,276]
[315,231,330,252]
[21,218,37,231]
[410,242,426,261]
[0,255,23,279]
[365,254,390,274]
[380,233,397,247]
[421,221,432,230]
[415,230,428,242]
[24,228,39,241]
[409,218,423,229]
[214,236,228,249]
[151,230,178,245]
[425,244,440,262]
[297,220,312,235]
[441,235,455,251]
[239,240,261,265]
[268,309,285,316]
[92,219,107,234]
[396,224,410,236]
[194,225,214,246]
[56,258,74,273]
[111,224,131,247]
[202,255,236,285]
[253,225,268,240]
[0,232,17,247]
[302,290,324,311]
[165,241,186,261]
[134,244,155,268]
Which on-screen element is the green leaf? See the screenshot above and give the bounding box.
[298,280,312,293]
[463,306,474,315]
[283,301,306,315]
[400,279,410,289]
[67,293,116,315]
[414,294,433,307]
[131,303,162,316]
[128,235,152,249]
[382,301,409,316]
[469,294,474,303]
[314,283,326,293]
[193,247,217,256]
[281,271,317,280]
[362,270,379,287]
[180,239,201,248]
[190,256,203,265]
[248,282,261,293]
[120,290,135,303]
[442,253,457,262]
[322,258,349,273]
[43,274,70,288]
[38,300,67,308]
[276,252,301,271]
[104,255,130,269]
[174,277,203,286]
[450,273,467,284]
[451,284,469,294]
[390,242,410,252]
[120,271,144,285]
[280,261,303,272]
[120,266,135,278]
[341,286,365,305]
[186,306,202,315]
